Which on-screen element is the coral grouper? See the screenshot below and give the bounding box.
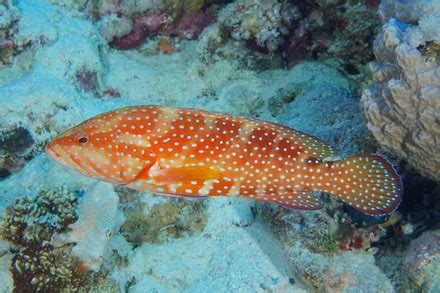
[46,105,402,216]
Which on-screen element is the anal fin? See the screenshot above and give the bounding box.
[248,191,323,210]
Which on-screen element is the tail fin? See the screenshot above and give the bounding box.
[321,154,402,216]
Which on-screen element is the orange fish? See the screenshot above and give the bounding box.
[46,105,402,216]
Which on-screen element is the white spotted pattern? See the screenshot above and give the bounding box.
[47,105,403,216]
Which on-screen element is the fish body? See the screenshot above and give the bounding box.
[46,105,402,216]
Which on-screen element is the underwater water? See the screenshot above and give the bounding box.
[1,0,440,292]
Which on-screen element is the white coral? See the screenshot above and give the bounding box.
[361,3,440,180]
[52,182,125,271]
[380,0,440,23]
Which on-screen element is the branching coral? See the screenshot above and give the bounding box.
[1,186,119,291]
[1,187,82,291]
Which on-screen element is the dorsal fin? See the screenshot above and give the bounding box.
[255,119,338,160]
[284,128,337,160]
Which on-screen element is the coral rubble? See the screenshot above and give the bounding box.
[362,0,440,180]
[120,196,207,245]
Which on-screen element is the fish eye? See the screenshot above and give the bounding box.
[78,136,88,144]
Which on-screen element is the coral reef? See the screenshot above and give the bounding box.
[307,1,382,77]
[86,0,218,49]
[361,1,440,180]
[0,1,19,65]
[109,9,216,49]
[263,62,372,158]
[52,182,125,271]
[109,197,306,292]
[221,0,382,74]
[287,248,393,291]
[0,184,122,290]
[0,187,81,291]
[225,0,302,52]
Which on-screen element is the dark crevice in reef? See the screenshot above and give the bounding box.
[0,127,35,180]
[373,162,440,290]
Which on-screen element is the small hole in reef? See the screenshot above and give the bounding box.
[343,63,360,75]
[78,137,88,144]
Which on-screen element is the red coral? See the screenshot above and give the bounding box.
[162,10,216,39]
[111,18,150,50]
[110,9,215,50]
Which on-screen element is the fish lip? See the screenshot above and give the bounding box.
[45,143,58,160]
[46,142,72,168]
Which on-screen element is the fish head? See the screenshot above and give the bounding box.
[46,112,133,182]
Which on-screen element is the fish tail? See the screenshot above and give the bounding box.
[320,154,402,216]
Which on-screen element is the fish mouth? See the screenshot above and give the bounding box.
[45,143,59,161]
[46,143,76,169]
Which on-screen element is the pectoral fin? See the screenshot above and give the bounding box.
[150,166,220,186]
